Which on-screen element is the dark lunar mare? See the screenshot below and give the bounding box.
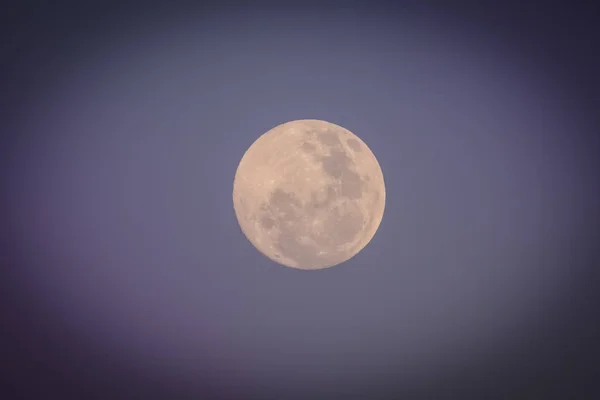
[315,130,366,200]
[260,188,329,267]
[257,127,369,268]
[346,138,362,152]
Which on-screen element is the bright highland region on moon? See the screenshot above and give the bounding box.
[233,119,386,270]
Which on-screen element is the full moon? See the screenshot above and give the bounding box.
[233,119,386,270]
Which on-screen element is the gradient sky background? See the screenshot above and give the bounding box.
[2,1,600,399]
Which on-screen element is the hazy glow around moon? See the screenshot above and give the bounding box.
[233,119,386,270]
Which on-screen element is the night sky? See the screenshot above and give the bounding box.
[2,2,599,399]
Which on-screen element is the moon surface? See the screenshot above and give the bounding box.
[233,119,386,270]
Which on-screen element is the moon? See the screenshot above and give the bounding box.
[232,119,386,270]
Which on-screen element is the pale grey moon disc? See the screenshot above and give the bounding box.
[232,119,386,270]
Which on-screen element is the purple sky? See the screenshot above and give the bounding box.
[3,3,600,399]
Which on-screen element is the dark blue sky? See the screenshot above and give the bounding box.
[2,2,600,399]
